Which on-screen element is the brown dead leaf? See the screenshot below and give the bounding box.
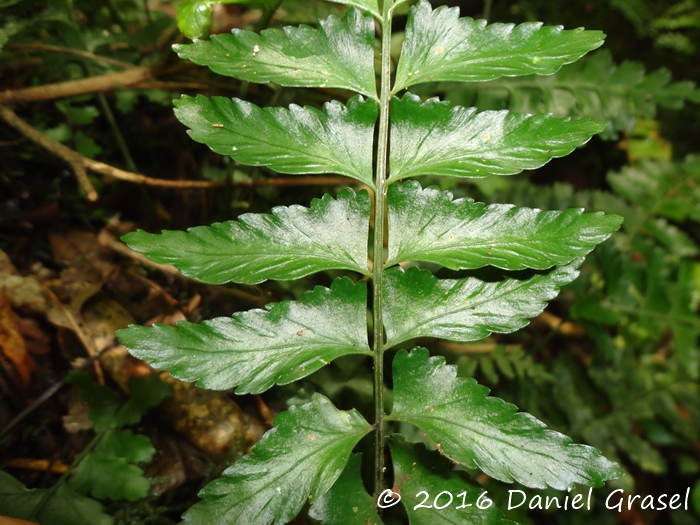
[49,231,116,280]
[0,269,71,329]
[0,291,36,387]
[48,231,117,308]
[81,293,134,353]
[62,399,92,433]
[13,316,51,356]
[104,270,179,324]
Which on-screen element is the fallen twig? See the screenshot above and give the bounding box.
[0,346,110,441]
[0,137,28,147]
[98,228,270,307]
[0,66,156,104]
[0,105,98,200]
[0,105,356,195]
[430,341,522,354]
[537,310,585,336]
[132,80,209,91]
[7,43,138,69]
[2,458,69,474]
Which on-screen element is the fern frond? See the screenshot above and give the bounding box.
[447,50,700,140]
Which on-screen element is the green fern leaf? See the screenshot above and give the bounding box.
[117,278,371,394]
[388,93,605,182]
[183,394,371,525]
[308,454,384,525]
[394,0,604,92]
[390,438,516,525]
[122,189,371,285]
[387,181,622,269]
[174,8,378,99]
[174,95,377,185]
[388,348,624,489]
[383,261,582,348]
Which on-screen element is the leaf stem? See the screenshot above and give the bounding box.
[484,0,493,21]
[372,0,393,499]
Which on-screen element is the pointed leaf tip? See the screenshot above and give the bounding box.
[117,277,371,394]
[183,394,371,525]
[394,0,604,91]
[121,188,371,285]
[390,348,624,489]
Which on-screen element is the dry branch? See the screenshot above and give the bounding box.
[0,105,356,194]
[0,105,99,200]
[2,458,70,474]
[0,66,156,105]
[98,229,269,307]
[7,43,138,69]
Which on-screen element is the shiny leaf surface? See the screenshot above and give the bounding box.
[390,438,515,525]
[176,0,214,39]
[308,454,384,525]
[117,278,371,394]
[175,9,378,99]
[388,93,606,182]
[177,0,277,39]
[383,261,582,348]
[122,189,371,285]
[389,348,624,489]
[175,95,377,185]
[387,181,622,269]
[183,394,372,525]
[394,0,604,92]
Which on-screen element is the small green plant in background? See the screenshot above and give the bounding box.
[0,373,171,524]
[438,48,700,140]
[115,0,627,522]
[611,0,700,55]
[176,0,282,39]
